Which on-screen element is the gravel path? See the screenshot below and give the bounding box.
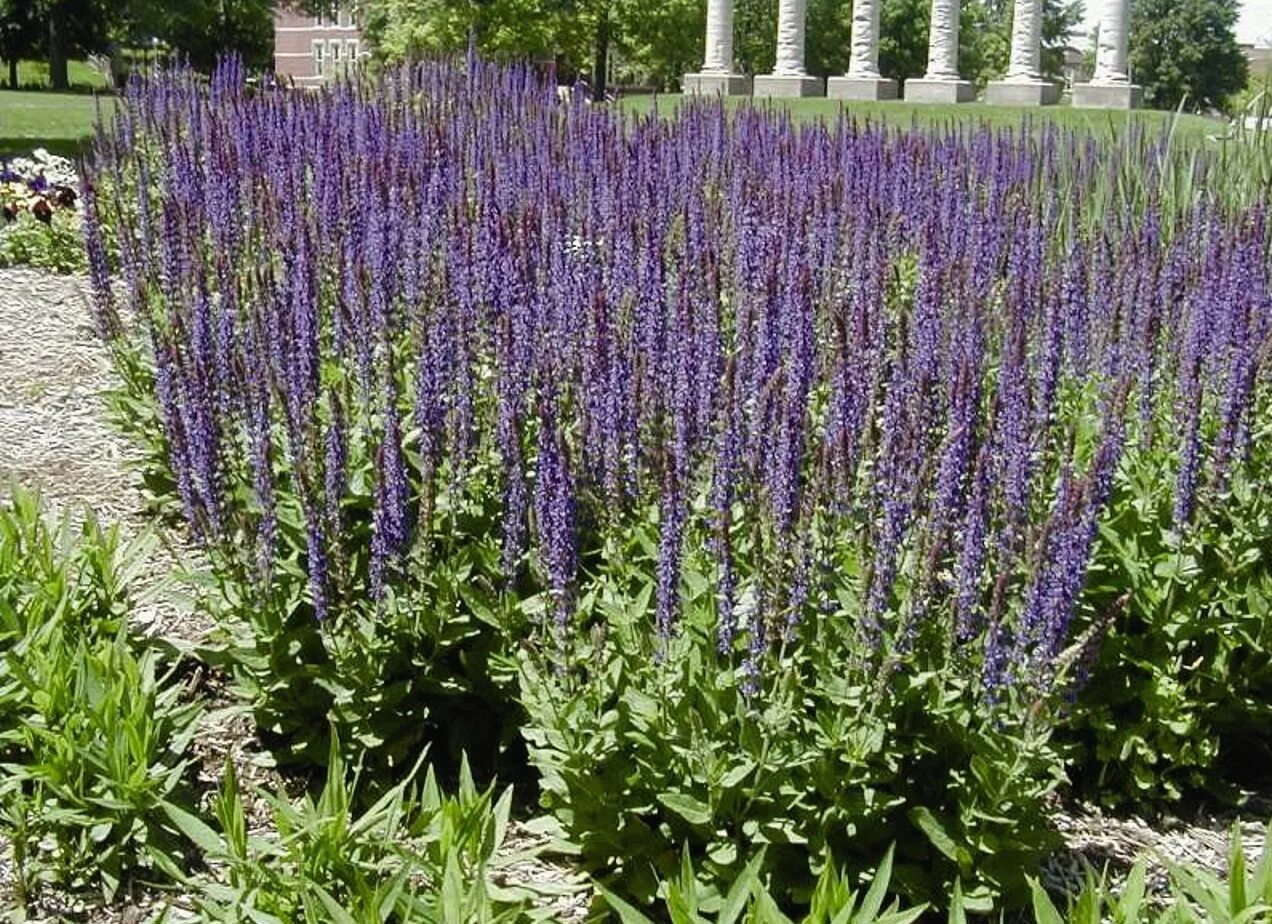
[0,267,213,643]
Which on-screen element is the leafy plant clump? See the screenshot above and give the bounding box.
[81,58,1272,913]
[0,487,203,904]
[183,739,535,922]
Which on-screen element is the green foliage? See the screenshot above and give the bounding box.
[1128,0,1249,111]
[193,455,525,778]
[518,524,1065,912]
[601,844,929,923]
[115,0,275,72]
[0,487,203,903]
[1164,822,1272,923]
[358,0,1080,89]
[1019,822,1272,924]
[0,210,86,273]
[187,738,532,922]
[1066,436,1272,807]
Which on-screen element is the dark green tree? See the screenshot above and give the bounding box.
[1129,0,1248,110]
[0,0,113,89]
[0,0,41,88]
[115,0,273,72]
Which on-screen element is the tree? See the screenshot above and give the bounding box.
[0,0,41,88]
[0,0,113,90]
[44,0,113,89]
[114,0,273,73]
[1129,0,1248,111]
[358,0,1078,93]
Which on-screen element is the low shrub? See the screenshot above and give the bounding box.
[518,522,1066,910]
[193,457,526,778]
[0,210,87,272]
[616,824,1272,924]
[600,845,929,924]
[1067,416,1272,806]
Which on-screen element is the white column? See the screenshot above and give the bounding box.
[703,0,734,73]
[1071,0,1139,106]
[848,0,882,78]
[683,0,750,95]
[774,0,809,76]
[924,0,960,80]
[1092,0,1130,83]
[1006,0,1042,80]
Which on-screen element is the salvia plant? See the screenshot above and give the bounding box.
[81,56,1272,909]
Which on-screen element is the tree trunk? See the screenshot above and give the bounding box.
[7,56,17,90]
[592,5,610,102]
[48,8,69,90]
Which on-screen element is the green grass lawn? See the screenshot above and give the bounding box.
[2,58,111,91]
[619,94,1226,143]
[0,90,114,160]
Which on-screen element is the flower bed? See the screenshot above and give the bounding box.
[80,59,1272,914]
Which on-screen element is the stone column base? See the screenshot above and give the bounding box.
[753,74,826,98]
[1071,81,1143,109]
[682,72,754,96]
[903,78,976,103]
[985,78,1062,106]
[826,75,899,100]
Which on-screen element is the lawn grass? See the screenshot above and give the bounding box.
[619,94,1225,144]
[2,58,111,91]
[0,90,114,160]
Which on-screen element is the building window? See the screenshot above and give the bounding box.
[337,6,350,27]
[346,39,359,64]
[312,40,325,78]
[314,12,325,27]
[330,39,343,76]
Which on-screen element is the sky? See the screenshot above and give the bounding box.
[1079,0,1272,46]
[1237,0,1272,45]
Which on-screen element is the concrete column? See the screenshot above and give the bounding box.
[1093,0,1130,81]
[754,0,824,96]
[985,0,1062,104]
[925,0,960,80]
[828,0,898,99]
[704,0,734,72]
[1007,0,1042,80]
[903,0,975,102]
[683,0,752,95]
[1073,0,1142,107]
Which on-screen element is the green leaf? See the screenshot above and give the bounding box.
[1029,876,1066,924]
[873,908,928,924]
[719,850,766,924]
[856,843,895,923]
[658,792,713,826]
[947,879,967,924]
[310,884,361,924]
[598,884,660,924]
[160,798,223,854]
[907,807,960,864]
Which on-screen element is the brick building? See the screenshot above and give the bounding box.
[273,4,365,87]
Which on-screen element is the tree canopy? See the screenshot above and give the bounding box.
[1129,0,1248,111]
[0,0,272,89]
[357,0,1083,92]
